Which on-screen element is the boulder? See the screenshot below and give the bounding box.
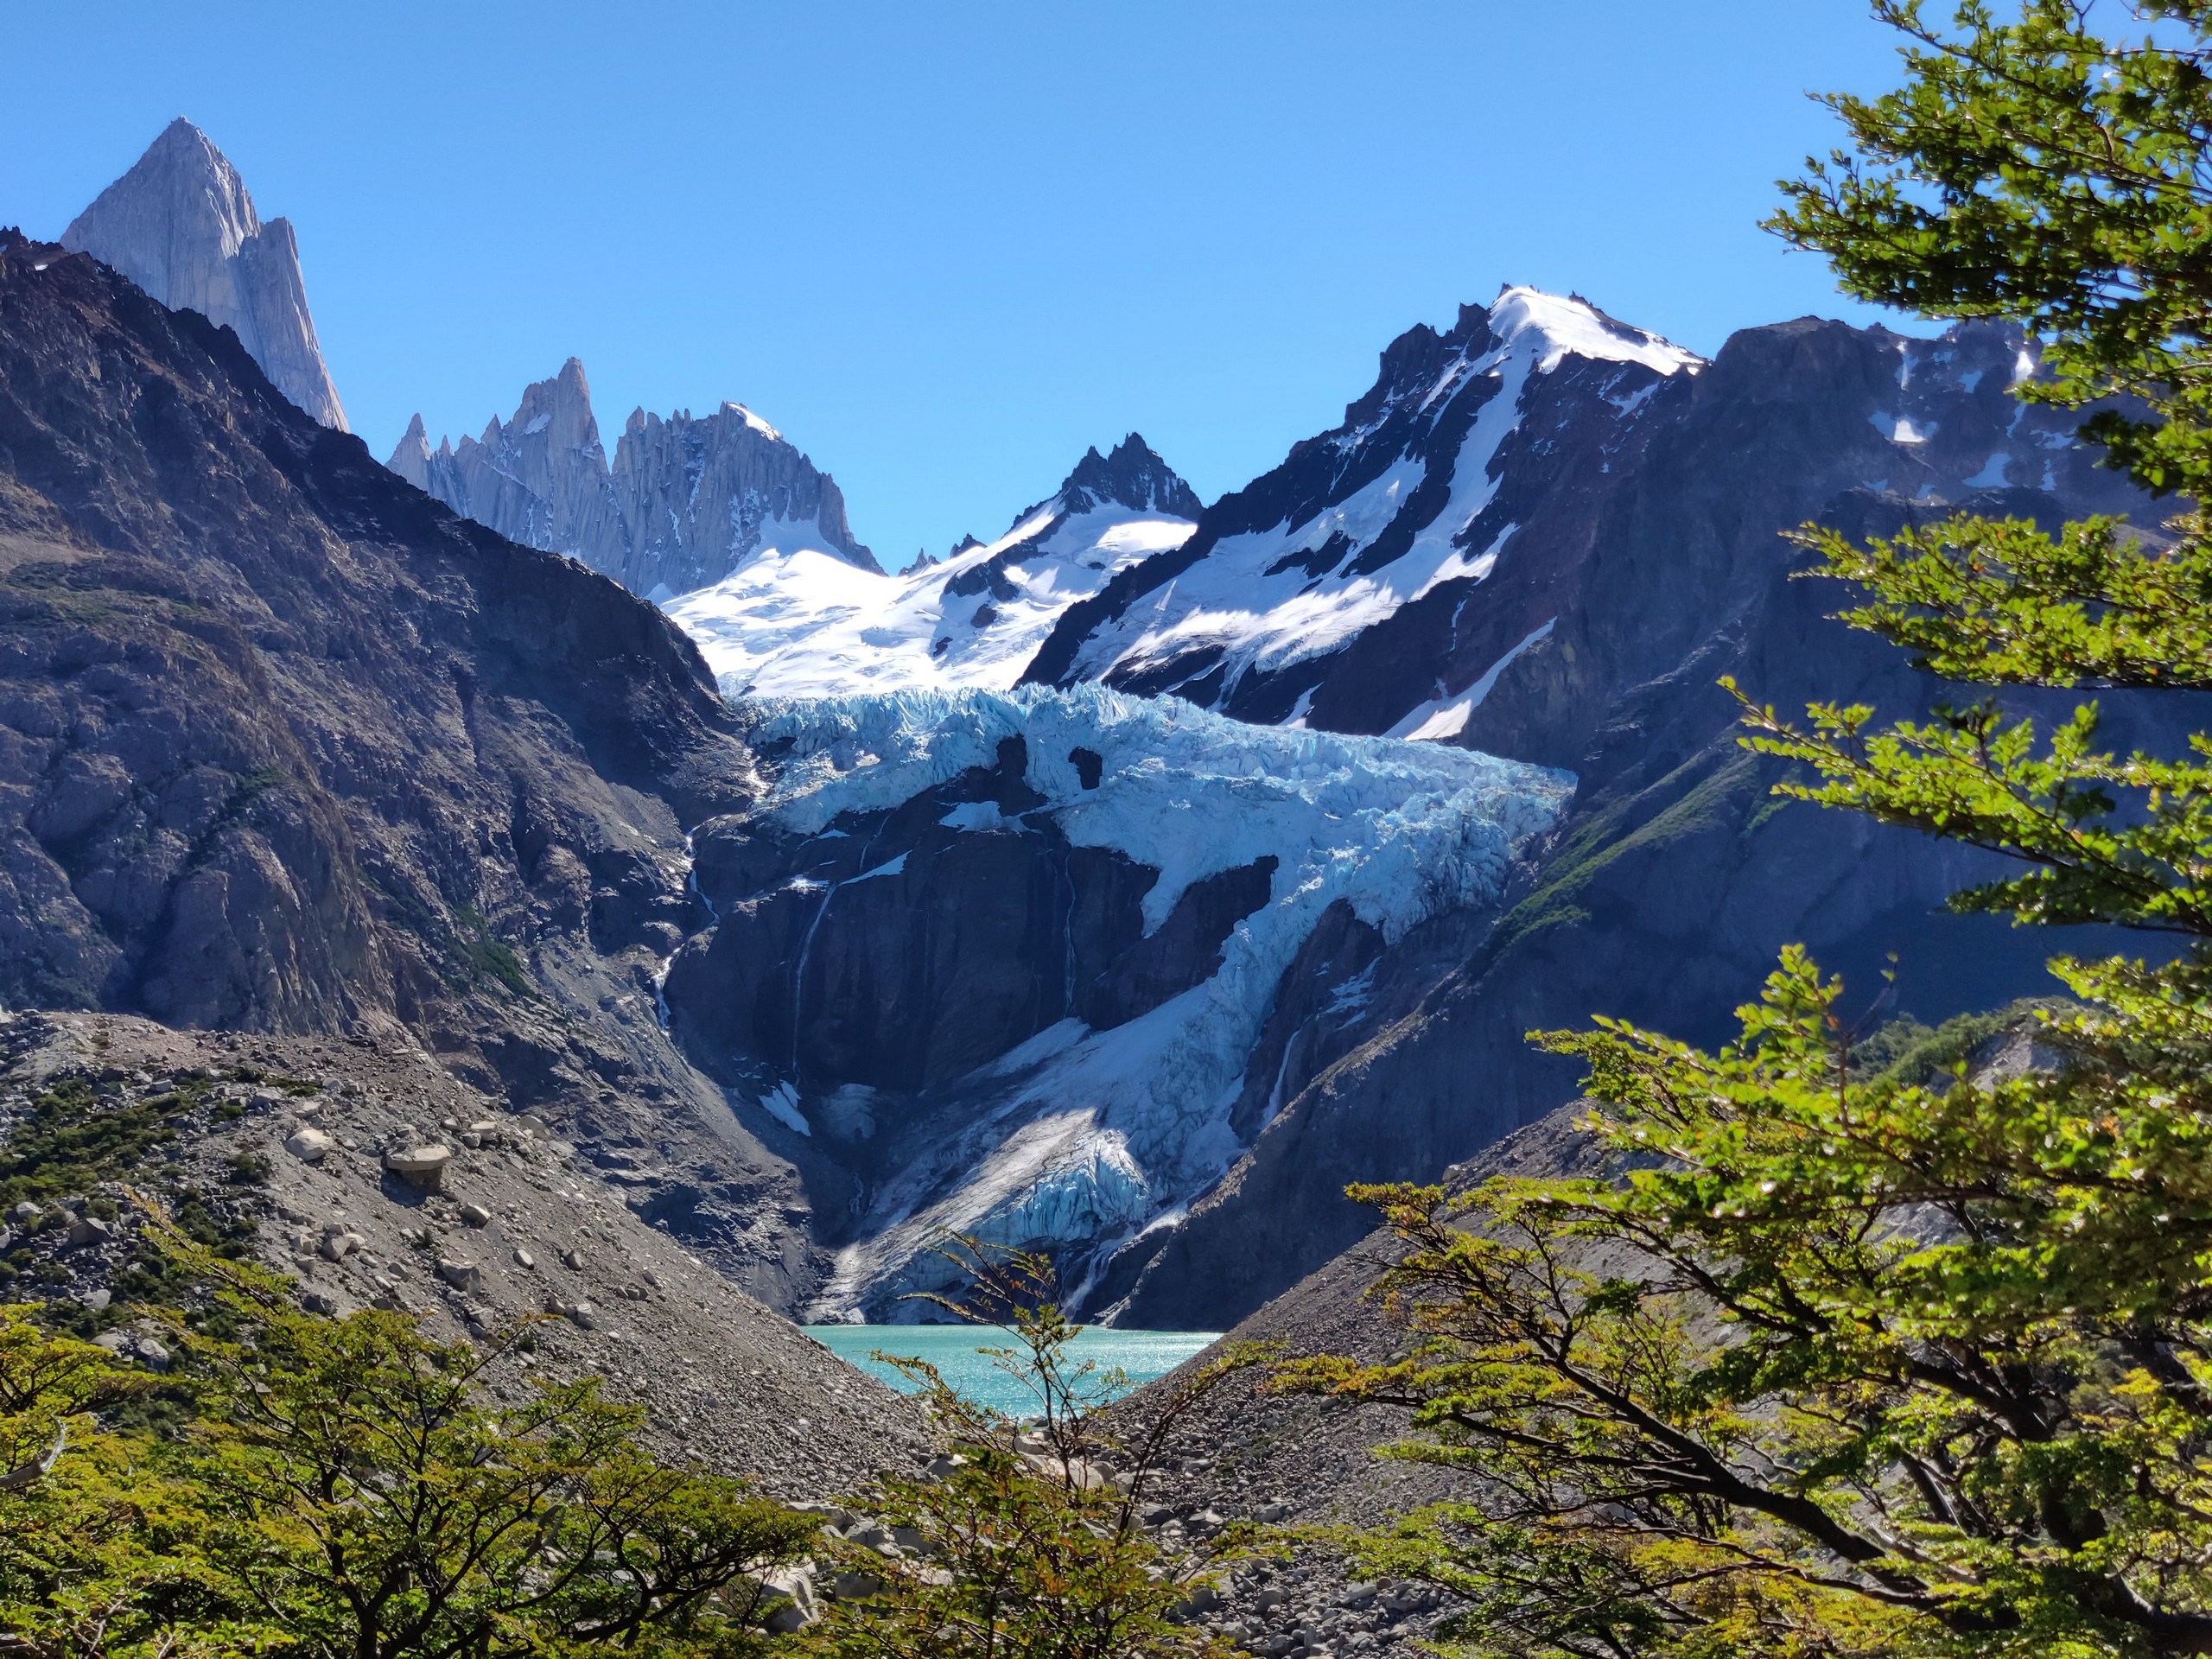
[383,1145,453,1192]
[283,1127,334,1164]
[435,1257,481,1294]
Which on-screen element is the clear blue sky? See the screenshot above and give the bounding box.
[1,3,1919,566]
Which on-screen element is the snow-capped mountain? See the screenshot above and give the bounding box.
[1024,288,1699,731]
[664,435,1201,698]
[390,359,879,594]
[658,685,1569,1320]
[61,118,348,429]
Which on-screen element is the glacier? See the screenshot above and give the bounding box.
[730,684,1573,1319]
[665,435,1199,699]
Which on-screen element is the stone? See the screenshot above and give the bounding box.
[565,1300,597,1330]
[512,1247,537,1270]
[383,1145,453,1192]
[283,1127,334,1164]
[65,1216,111,1247]
[760,1563,821,1630]
[61,121,347,429]
[457,1203,491,1227]
[560,1247,584,1271]
[10,1203,35,1223]
[79,1287,110,1311]
[435,1257,481,1294]
[318,1229,357,1262]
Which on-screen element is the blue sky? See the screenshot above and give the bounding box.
[2,3,1918,565]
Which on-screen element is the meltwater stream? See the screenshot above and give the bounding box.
[804,1325,1220,1417]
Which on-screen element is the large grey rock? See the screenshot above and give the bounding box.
[62,118,347,430]
[390,364,879,597]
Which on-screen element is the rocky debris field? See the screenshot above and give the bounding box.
[1103,1108,1605,1657]
[0,1008,926,1497]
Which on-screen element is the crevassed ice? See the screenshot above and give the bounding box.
[747,683,1572,935]
[747,686,1576,1317]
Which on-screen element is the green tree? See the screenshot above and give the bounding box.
[0,1300,257,1659]
[804,1242,1254,1659]
[1287,4,2212,1656]
[0,1224,817,1659]
[168,1243,817,1659]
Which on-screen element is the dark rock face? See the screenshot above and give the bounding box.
[1056,433,1204,519]
[389,361,880,597]
[663,736,1270,1115]
[1095,313,2179,1328]
[0,229,826,1305]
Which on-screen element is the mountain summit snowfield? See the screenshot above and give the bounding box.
[666,435,1202,699]
[1024,286,1704,733]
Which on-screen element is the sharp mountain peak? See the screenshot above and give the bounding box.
[60,117,349,431]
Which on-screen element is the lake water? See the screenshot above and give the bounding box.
[804,1325,1221,1417]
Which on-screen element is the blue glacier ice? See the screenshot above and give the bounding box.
[723,685,1574,1319]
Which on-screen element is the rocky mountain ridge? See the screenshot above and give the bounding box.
[628,281,2172,1328]
[0,226,843,1311]
[1094,308,2171,1326]
[665,434,1203,699]
[61,119,347,431]
[390,357,880,596]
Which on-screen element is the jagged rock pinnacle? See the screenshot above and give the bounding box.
[62,118,348,430]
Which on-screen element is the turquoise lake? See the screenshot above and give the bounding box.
[804,1325,1221,1417]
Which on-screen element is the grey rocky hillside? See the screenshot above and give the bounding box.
[0,226,843,1312]
[0,1007,924,1494]
[62,119,347,432]
[388,357,880,596]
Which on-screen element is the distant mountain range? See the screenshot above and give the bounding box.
[10,119,2174,1332]
[389,359,882,595]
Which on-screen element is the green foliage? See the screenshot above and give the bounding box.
[0,1080,178,1209]
[1292,956,2212,1658]
[1849,995,2065,1085]
[0,1224,815,1659]
[0,1300,256,1659]
[452,907,532,998]
[1290,5,2212,1656]
[805,1240,1257,1659]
